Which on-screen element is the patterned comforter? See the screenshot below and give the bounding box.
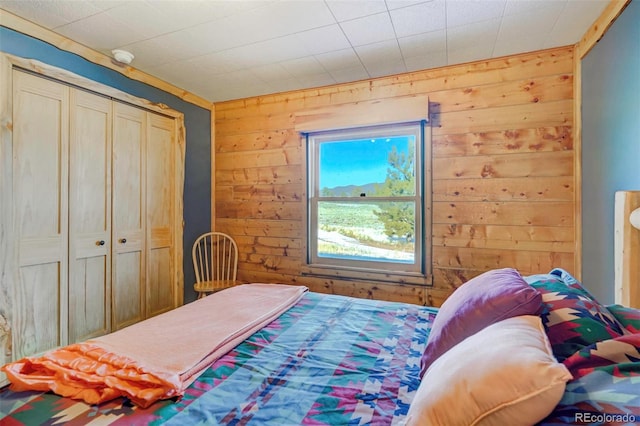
[0,292,436,425]
[3,273,640,426]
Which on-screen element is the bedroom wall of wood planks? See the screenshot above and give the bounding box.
[213,46,575,307]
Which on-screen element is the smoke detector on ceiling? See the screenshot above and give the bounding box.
[112,49,134,65]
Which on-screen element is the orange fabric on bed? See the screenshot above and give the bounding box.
[2,283,307,407]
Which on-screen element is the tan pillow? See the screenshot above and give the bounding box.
[405,315,572,426]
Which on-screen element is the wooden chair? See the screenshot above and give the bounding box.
[192,232,239,299]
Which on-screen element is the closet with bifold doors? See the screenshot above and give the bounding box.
[0,55,185,386]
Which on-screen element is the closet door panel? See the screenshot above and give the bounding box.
[112,102,146,329]
[12,71,69,356]
[146,113,175,317]
[68,89,112,342]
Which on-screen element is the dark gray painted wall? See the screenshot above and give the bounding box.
[581,0,640,304]
[1,26,210,303]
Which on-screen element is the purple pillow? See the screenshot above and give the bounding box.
[420,268,542,377]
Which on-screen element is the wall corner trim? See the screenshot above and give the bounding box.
[576,0,631,60]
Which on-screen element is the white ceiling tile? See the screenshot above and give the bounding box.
[187,12,276,51]
[503,0,566,17]
[0,0,103,28]
[546,0,610,46]
[295,25,351,55]
[447,18,500,52]
[88,1,132,12]
[492,36,546,58]
[386,0,431,11]
[119,38,181,68]
[326,0,388,21]
[329,64,371,84]
[448,43,493,64]
[355,39,407,76]
[242,36,312,64]
[340,12,397,46]
[366,60,408,78]
[398,29,447,58]
[185,51,246,74]
[267,77,308,94]
[229,0,277,13]
[404,50,447,72]
[296,72,336,88]
[279,56,326,78]
[122,29,213,65]
[446,0,506,28]
[103,2,176,39]
[147,0,243,26]
[495,8,557,50]
[250,63,296,82]
[314,48,364,71]
[253,0,336,35]
[55,11,148,50]
[145,60,195,90]
[390,0,446,38]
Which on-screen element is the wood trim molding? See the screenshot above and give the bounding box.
[576,0,631,59]
[0,9,213,110]
[294,95,429,133]
[5,54,184,119]
[211,104,216,232]
[572,50,582,280]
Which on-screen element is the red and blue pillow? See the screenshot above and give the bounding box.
[524,269,627,362]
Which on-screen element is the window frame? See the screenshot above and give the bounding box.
[304,121,431,284]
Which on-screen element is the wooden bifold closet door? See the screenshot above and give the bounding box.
[68,88,113,342]
[12,71,70,358]
[112,103,146,331]
[9,69,179,359]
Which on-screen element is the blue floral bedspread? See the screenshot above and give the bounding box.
[1,292,436,425]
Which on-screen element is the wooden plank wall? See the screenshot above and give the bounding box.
[214,46,575,307]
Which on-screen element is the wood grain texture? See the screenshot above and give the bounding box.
[0,54,12,385]
[213,47,577,306]
[12,71,70,359]
[112,103,146,330]
[68,89,112,342]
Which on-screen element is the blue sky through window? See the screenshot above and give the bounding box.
[319,135,412,189]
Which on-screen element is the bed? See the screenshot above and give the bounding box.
[1,268,640,425]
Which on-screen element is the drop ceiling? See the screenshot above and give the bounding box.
[0,0,609,103]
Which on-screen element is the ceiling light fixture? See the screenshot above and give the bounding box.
[111,49,134,65]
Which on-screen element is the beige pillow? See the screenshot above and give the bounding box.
[405,315,572,426]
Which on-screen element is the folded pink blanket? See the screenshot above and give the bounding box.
[2,283,307,407]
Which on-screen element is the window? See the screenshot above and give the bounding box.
[306,121,429,282]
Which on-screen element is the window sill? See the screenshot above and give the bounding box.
[301,264,432,286]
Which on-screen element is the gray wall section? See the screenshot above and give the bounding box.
[581,0,640,304]
[1,26,210,303]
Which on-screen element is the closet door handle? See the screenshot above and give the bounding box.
[96,240,106,246]
[119,238,127,244]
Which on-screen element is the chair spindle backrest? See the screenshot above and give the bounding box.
[193,232,238,284]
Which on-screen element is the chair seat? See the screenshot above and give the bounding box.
[195,280,240,297]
